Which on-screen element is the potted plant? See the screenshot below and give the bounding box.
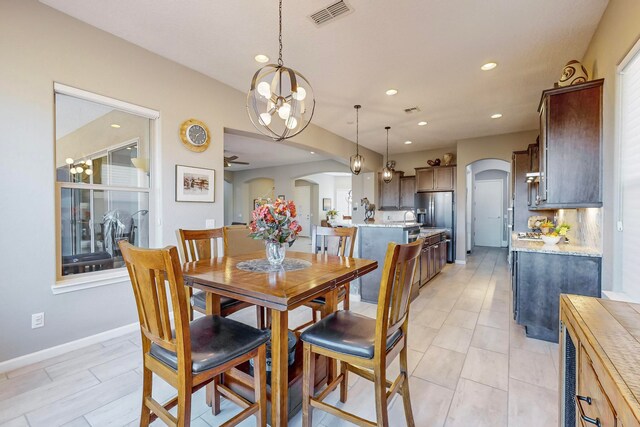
[326,209,339,225]
[249,198,302,265]
[539,221,555,235]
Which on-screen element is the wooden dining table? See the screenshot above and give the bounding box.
[182,250,378,427]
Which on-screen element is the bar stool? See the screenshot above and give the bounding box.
[300,239,423,427]
[119,242,269,427]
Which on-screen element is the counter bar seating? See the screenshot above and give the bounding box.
[119,241,269,427]
[300,239,423,427]
[295,226,357,332]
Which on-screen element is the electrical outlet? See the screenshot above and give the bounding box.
[32,312,44,329]
[205,219,215,228]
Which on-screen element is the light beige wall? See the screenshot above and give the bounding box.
[0,0,380,362]
[390,146,457,176]
[581,0,640,290]
[455,130,537,261]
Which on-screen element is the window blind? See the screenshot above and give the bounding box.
[621,50,640,300]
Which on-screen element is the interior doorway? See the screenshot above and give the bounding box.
[474,180,503,247]
[293,185,311,237]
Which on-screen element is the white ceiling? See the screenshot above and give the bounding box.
[41,0,608,154]
[224,132,329,171]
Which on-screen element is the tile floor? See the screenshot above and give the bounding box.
[0,247,560,426]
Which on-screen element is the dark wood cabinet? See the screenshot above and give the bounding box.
[512,150,554,230]
[534,79,603,209]
[512,251,601,342]
[415,166,456,192]
[378,171,404,210]
[419,232,447,286]
[399,176,416,209]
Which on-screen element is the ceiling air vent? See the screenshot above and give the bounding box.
[309,1,352,26]
[404,106,422,114]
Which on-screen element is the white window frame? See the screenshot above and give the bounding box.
[613,38,640,299]
[53,83,162,294]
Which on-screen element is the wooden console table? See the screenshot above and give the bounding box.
[560,294,640,427]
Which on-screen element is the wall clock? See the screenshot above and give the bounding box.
[180,118,210,152]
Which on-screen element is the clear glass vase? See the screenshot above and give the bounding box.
[265,241,286,266]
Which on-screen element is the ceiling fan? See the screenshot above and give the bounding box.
[224,155,250,168]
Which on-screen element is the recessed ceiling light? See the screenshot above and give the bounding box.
[254,54,269,63]
[310,151,315,154]
[481,62,498,71]
[418,121,427,126]
[491,113,503,119]
[110,124,121,128]
[404,141,412,145]
[385,89,398,96]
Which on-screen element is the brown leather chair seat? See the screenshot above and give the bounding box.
[191,290,242,312]
[151,315,270,373]
[300,311,402,359]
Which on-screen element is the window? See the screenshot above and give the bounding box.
[618,42,640,300]
[54,84,158,285]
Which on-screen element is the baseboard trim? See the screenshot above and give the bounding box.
[0,322,139,373]
[455,259,467,265]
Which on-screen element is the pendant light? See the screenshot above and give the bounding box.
[350,105,364,175]
[246,0,315,141]
[382,126,393,183]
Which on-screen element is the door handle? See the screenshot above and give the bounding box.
[575,395,601,427]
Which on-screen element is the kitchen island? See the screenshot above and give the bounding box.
[356,223,448,303]
[510,232,602,342]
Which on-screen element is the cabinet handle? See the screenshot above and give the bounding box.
[575,395,601,427]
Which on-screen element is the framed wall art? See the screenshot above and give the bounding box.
[322,198,332,211]
[176,165,215,202]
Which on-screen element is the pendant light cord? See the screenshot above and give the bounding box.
[386,127,390,164]
[278,0,283,66]
[356,107,360,156]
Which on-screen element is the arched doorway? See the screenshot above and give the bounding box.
[466,159,511,251]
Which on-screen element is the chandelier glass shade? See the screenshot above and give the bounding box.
[246,0,315,141]
[350,104,364,175]
[382,126,393,183]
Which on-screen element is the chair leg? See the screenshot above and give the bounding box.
[400,346,416,427]
[344,283,350,311]
[254,344,267,427]
[140,364,153,427]
[302,343,316,427]
[210,375,221,415]
[257,306,265,330]
[312,308,318,324]
[373,365,389,427]
[339,361,348,403]
[176,383,192,427]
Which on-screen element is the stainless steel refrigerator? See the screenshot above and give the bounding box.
[415,191,455,263]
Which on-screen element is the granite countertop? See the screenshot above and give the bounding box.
[419,228,448,238]
[511,232,602,257]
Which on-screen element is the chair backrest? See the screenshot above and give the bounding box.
[374,239,423,353]
[119,242,190,365]
[311,226,357,257]
[223,225,265,256]
[178,228,225,262]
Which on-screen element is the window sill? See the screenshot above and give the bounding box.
[52,269,130,294]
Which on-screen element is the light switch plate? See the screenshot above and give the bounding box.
[205,219,215,228]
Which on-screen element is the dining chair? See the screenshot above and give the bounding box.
[300,239,423,427]
[294,226,357,332]
[119,241,268,427]
[178,228,260,323]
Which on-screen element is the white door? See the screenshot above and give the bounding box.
[474,180,503,247]
[293,186,311,237]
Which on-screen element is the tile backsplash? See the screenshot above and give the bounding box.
[556,208,602,250]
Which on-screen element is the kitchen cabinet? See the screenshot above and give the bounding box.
[420,232,446,286]
[533,79,603,209]
[512,150,554,231]
[377,171,404,210]
[399,176,416,209]
[512,250,601,342]
[560,295,640,427]
[415,166,455,192]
